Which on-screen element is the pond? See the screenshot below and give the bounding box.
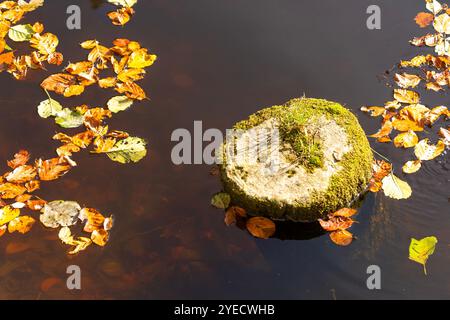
[0,0,448,299]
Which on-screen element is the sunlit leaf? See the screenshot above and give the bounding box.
[329,230,353,246]
[393,89,420,104]
[393,130,419,148]
[37,98,63,118]
[403,160,422,174]
[381,174,412,200]
[107,95,134,113]
[54,108,84,128]
[0,206,20,226]
[40,200,81,228]
[8,216,35,234]
[330,208,357,218]
[104,136,147,163]
[394,73,421,88]
[318,216,354,232]
[8,24,34,42]
[409,236,437,275]
[414,138,445,160]
[7,150,29,169]
[415,12,435,27]
[433,13,450,34]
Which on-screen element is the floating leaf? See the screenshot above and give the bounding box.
[37,98,63,118]
[330,208,357,218]
[393,89,420,104]
[7,150,29,169]
[8,216,35,234]
[246,217,276,239]
[54,108,84,128]
[104,137,147,163]
[40,200,81,228]
[107,95,134,113]
[329,230,353,246]
[414,138,445,160]
[403,160,422,174]
[409,236,437,275]
[318,216,354,232]
[393,130,419,148]
[381,174,412,200]
[211,192,230,209]
[394,73,421,88]
[108,0,138,7]
[415,12,435,27]
[8,24,34,42]
[433,13,450,34]
[0,206,20,226]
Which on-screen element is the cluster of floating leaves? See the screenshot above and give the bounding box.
[0,0,63,79]
[0,1,155,254]
[362,0,450,274]
[41,37,156,100]
[0,150,114,254]
[362,0,450,176]
[106,0,138,26]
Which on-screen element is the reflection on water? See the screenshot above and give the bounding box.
[0,0,448,299]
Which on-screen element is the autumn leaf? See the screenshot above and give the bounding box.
[58,227,92,255]
[8,216,35,234]
[8,24,34,42]
[393,89,420,104]
[318,216,354,232]
[369,120,393,142]
[394,73,421,88]
[36,157,72,181]
[415,12,434,28]
[108,0,138,7]
[37,98,63,118]
[40,200,81,228]
[329,230,353,246]
[224,206,246,226]
[409,236,437,275]
[381,174,412,200]
[360,106,386,117]
[330,208,357,218]
[414,138,445,160]
[7,150,30,169]
[108,7,134,26]
[104,137,147,163]
[403,160,422,174]
[0,206,20,226]
[439,127,450,145]
[211,192,231,209]
[393,130,419,148]
[107,95,134,113]
[5,165,36,183]
[433,13,450,34]
[0,183,26,199]
[246,217,276,239]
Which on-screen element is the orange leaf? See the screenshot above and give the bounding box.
[246,217,275,239]
[414,12,434,28]
[330,230,354,246]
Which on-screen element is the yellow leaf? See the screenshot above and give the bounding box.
[393,89,420,104]
[0,206,20,226]
[394,73,421,88]
[381,174,412,200]
[402,160,422,174]
[414,139,446,160]
[393,130,419,148]
[409,236,437,275]
[8,216,35,234]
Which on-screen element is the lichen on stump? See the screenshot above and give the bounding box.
[218,97,373,222]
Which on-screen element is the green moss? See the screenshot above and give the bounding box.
[220,97,374,222]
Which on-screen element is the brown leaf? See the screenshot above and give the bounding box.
[246,217,275,239]
[318,216,354,232]
[331,208,357,218]
[36,157,72,181]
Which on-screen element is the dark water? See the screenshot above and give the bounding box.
[0,0,448,299]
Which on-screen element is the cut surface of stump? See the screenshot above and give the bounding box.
[218,98,373,222]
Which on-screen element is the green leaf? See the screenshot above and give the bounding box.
[54,108,84,128]
[107,95,134,113]
[105,137,147,164]
[409,236,438,275]
[37,98,63,119]
[107,0,137,7]
[211,192,231,209]
[381,174,412,200]
[8,24,34,42]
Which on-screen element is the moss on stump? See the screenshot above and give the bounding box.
[218,97,373,222]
